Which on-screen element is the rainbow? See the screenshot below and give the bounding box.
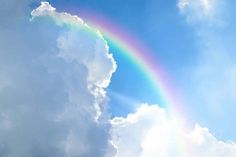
[31,3,188,156]
[82,15,184,114]
[32,3,185,115]
[81,16,186,155]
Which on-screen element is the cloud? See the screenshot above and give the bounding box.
[177,0,236,136]
[31,2,117,89]
[177,0,225,26]
[0,1,116,157]
[111,104,236,157]
[177,0,236,104]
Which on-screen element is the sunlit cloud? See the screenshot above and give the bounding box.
[111,104,236,157]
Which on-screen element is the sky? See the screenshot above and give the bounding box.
[1,0,236,157]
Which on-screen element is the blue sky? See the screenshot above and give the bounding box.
[1,0,236,156]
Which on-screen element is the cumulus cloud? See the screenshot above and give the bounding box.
[31,2,117,120]
[0,1,116,157]
[111,104,236,157]
[31,2,116,89]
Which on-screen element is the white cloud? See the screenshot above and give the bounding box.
[111,104,236,157]
[177,0,224,26]
[0,1,116,157]
[31,1,117,121]
[31,2,117,89]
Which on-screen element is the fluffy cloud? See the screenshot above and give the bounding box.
[31,1,117,120]
[111,104,236,157]
[31,2,116,89]
[0,1,116,157]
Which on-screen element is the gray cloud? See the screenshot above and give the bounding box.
[0,1,116,157]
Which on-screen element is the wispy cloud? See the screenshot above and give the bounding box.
[177,0,236,117]
[177,0,225,26]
